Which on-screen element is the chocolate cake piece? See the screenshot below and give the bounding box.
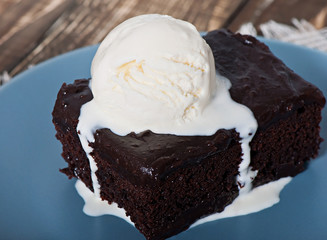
[204,29,325,187]
[52,30,325,240]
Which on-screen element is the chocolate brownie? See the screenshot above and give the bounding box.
[52,29,325,240]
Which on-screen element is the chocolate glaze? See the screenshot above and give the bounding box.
[204,29,325,131]
[92,128,238,186]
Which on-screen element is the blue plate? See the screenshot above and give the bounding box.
[0,39,326,240]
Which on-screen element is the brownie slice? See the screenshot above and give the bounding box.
[52,30,325,240]
[204,29,325,187]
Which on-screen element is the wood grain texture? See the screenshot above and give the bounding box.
[228,0,327,31]
[0,0,75,74]
[1,0,245,76]
[0,0,326,79]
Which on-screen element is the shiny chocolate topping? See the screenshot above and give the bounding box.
[204,29,325,130]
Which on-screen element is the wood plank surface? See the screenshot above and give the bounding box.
[0,0,75,75]
[228,0,327,31]
[0,0,327,79]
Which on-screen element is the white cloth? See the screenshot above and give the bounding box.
[0,71,10,85]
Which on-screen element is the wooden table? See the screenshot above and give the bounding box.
[1,0,327,80]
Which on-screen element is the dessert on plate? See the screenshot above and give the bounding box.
[52,14,325,240]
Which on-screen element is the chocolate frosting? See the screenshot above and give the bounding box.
[204,29,325,130]
[92,128,238,185]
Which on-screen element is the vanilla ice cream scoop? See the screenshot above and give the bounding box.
[90,14,217,132]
